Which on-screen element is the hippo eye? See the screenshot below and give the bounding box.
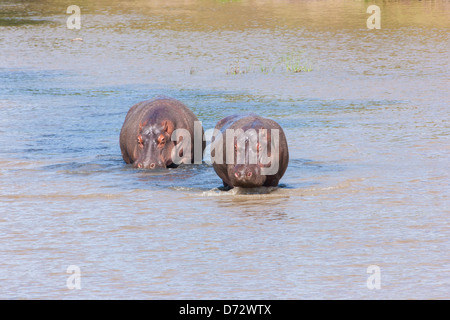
[157,134,166,146]
[137,135,144,148]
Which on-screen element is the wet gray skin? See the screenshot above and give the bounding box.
[120,96,204,169]
[211,114,289,189]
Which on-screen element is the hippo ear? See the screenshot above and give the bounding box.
[162,120,174,136]
[138,120,148,133]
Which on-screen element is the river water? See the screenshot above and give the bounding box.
[0,0,449,299]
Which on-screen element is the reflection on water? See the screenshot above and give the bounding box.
[217,195,290,221]
[0,0,449,299]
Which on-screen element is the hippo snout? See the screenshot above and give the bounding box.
[232,164,265,187]
[234,170,252,179]
[134,160,165,169]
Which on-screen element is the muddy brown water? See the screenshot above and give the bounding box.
[0,0,449,299]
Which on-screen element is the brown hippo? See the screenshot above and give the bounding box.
[120,96,204,169]
[210,114,289,189]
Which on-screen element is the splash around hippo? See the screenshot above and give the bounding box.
[120,96,205,169]
[210,114,289,189]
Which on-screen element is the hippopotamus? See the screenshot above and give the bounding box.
[120,96,204,169]
[210,114,289,188]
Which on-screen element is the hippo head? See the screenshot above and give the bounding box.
[134,120,176,169]
[226,127,275,188]
[230,163,266,188]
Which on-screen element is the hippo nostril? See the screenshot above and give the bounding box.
[150,163,156,169]
[247,172,252,177]
[234,172,240,178]
[137,163,143,169]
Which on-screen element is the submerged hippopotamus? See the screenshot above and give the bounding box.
[210,114,289,188]
[120,96,204,169]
